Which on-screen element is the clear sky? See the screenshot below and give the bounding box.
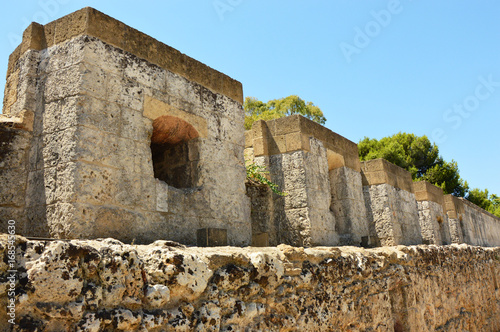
[1,1,499,196]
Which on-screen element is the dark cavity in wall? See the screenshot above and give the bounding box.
[150,115,200,189]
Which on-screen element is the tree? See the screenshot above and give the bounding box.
[490,195,500,217]
[358,133,468,196]
[244,95,326,130]
[467,188,491,211]
[467,189,500,218]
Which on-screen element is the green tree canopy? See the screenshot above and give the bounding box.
[244,95,326,130]
[358,133,468,196]
[467,189,500,217]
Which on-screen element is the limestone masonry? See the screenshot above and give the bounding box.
[1,7,499,249]
[0,8,499,330]
[1,235,499,331]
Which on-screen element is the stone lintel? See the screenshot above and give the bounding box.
[360,159,414,193]
[413,181,444,206]
[144,95,208,138]
[0,110,34,132]
[246,115,360,172]
[7,7,243,104]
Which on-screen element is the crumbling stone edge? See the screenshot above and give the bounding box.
[0,234,499,331]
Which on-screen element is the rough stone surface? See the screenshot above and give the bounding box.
[247,138,337,247]
[364,184,423,246]
[2,7,500,251]
[330,166,369,246]
[460,199,500,247]
[1,235,499,331]
[417,200,451,245]
[1,32,250,246]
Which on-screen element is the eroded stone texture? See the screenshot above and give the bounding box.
[248,138,337,247]
[1,23,250,245]
[364,184,422,246]
[330,166,369,246]
[0,116,32,235]
[460,199,500,247]
[417,200,451,245]
[1,235,499,331]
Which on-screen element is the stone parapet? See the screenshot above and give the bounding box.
[5,7,242,105]
[247,115,360,171]
[444,194,465,220]
[460,196,500,221]
[360,158,413,193]
[413,180,444,206]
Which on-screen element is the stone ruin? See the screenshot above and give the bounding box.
[1,7,500,248]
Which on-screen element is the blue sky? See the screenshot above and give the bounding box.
[1,1,499,196]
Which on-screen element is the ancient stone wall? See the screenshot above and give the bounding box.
[360,159,422,246]
[1,235,499,331]
[245,115,365,246]
[0,8,250,246]
[2,7,500,249]
[414,181,451,245]
[444,195,500,247]
[0,112,33,234]
[245,114,500,248]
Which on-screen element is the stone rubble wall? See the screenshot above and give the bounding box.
[1,235,499,331]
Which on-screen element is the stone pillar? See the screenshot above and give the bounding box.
[329,165,369,246]
[361,159,422,246]
[246,115,354,247]
[414,181,450,245]
[444,195,465,244]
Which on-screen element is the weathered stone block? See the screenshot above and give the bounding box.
[43,65,83,103]
[253,137,268,156]
[156,180,169,212]
[92,205,147,242]
[86,7,127,49]
[0,126,30,169]
[3,69,19,112]
[70,162,118,205]
[107,75,144,111]
[20,23,46,53]
[273,115,301,136]
[43,21,56,48]
[252,232,269,247]
[0,169,26,207]
[121,107,152,142]
[197,228,228,247]
[53,7,88,44]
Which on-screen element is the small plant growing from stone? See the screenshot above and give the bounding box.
[246,162,287,196]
